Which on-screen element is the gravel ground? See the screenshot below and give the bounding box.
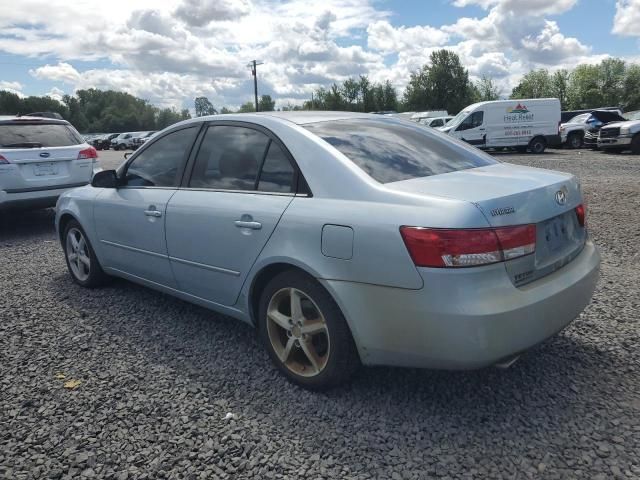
[1,148,639,479]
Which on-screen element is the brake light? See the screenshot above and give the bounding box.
[77,147,97,160]
[400,225,536,268]
[0,154,8,164]
[575,204,586,227]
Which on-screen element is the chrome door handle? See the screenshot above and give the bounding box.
[234,220,262,230]
[144,209,162,217]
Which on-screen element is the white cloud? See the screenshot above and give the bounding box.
[612,0,640,36]
[0,0,624,109]
[45,87,65,102]
[0,81,25,97]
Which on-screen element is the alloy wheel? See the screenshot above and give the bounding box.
[66,227,91,282]
[266,287,330,377]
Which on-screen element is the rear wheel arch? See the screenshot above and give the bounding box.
[249,262,318,328]
[58,213,77,243]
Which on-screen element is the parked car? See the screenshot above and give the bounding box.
[439,98,561,153]
[419,116,453,128]
[91,133,119,150]
[579,110,627,149]
[561,107,622,124]
[411,111,449,122]
[111,132,147,150]
[132,131,156,149]
[0,116,99,210]
[597,112,640,153]
[55,112,599,390]
[559,109,625,149]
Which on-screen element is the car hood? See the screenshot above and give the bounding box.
[602,119,640,129]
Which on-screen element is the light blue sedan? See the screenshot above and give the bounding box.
[55,112,600,390]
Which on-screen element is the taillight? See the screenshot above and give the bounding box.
[400,225,536,268]
[575,204,586,227]
[77,147,97,160]
[0,154,8,164]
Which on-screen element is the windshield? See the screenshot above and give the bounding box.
[444,110,471,129]
[567,113,590,124]
[304,118,497,184]
[0,122,82,148]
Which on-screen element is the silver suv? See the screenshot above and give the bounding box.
[0,116,99,210]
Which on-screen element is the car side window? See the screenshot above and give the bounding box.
[257,142,295,193]
[125,126,198,188]
[431,119,443,127]
[457,111,484,131]
[189,125,270,191]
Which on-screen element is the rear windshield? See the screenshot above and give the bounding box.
[304,118,497,184]
[0,123,83,148]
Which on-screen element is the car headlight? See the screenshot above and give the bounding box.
[621,126,631,135]
[559,126,565,133]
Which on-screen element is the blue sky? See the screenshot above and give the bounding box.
[0,0,638,110]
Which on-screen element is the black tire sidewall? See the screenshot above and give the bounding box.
[258,270,359,390]
[62,220,107,288]
[568,133,582,149]
[529,137,546,154]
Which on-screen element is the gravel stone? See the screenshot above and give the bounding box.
[1,148,639,478]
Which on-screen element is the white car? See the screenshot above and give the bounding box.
[111,132,147,151]
[420,116,453,128]
[0,116,99,210]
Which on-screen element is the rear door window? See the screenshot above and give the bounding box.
[304,118,496,184]
[189,125,270,191]
[257,142,295,193]
[0,123,83,147]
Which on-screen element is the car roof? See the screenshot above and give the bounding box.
[194,111,373,126]
[0,115,70,125]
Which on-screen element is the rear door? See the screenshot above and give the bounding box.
[0,121,93,191]
[94,125,200,287]
[165,123,297,306]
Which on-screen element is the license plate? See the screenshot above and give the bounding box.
[544,216,568,252]
[34,162,58,176]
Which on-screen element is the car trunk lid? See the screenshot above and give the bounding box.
[386,163,587,286]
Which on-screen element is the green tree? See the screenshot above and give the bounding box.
[622,64,640,111]
[475,76,500,102]
[194,96,217,116]
[341,77,360,110]
[220,106,234,114]
[566,64,602,109]
[238,101,255,113]
[381,80,398,111]
[403,49,475,114]
[259,94,276,111]
[510,69,553,99]
[551,70,571,109]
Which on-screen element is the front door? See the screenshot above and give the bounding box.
[455,110,486,146]
[165,124,297,306]
[94,125,200,287]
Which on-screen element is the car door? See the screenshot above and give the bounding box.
[94,125,200,287]
[165,123,298,306]
[455,111,485,146]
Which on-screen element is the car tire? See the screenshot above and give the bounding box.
[567,132,583,149]
[631,134,640,155]
[529,137,546,154]
[258,270,360,390]
[63,220,110,288]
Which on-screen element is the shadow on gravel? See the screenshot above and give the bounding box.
[0,207,56,241]
[51,269,615,427]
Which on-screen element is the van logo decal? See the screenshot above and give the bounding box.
[39,152,50,158]
[507,103,530,114]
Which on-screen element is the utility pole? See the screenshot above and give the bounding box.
[247,60,263,112]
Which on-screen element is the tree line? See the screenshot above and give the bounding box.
[2,49,640,133]
[0,88,191,133]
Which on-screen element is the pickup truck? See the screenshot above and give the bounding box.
[597,111,640,153]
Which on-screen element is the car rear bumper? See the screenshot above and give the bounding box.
[323,239,600,369]
[0,182,89,210]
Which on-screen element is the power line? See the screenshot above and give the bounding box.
[247,60,263,112]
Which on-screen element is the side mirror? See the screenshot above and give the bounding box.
[124,152,132,159]
[91,169,119,188]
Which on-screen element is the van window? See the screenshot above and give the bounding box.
[305,118,497,184]
[456,111,484,131]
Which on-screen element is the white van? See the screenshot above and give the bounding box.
[411,110,448,122]
[439,98,561,153]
